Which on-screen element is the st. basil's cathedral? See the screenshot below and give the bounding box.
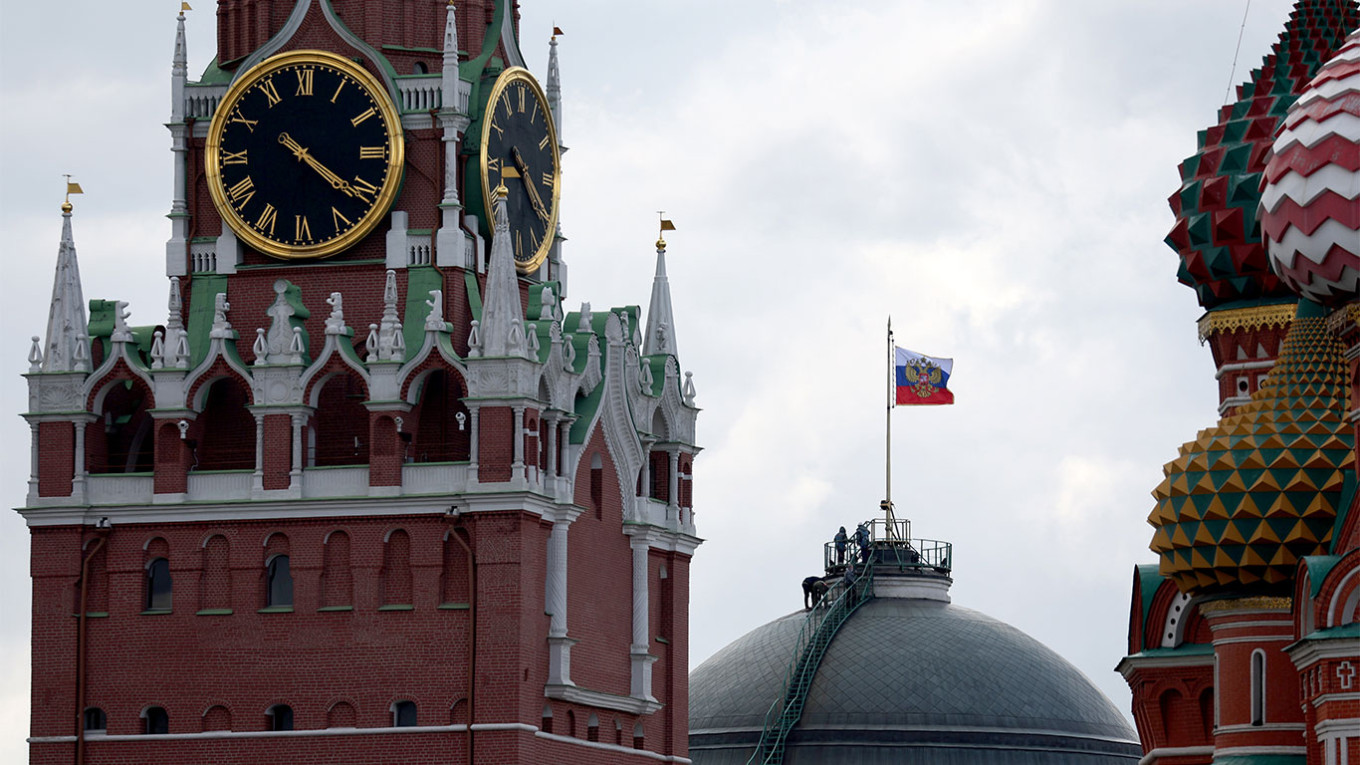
[1118,2,1360,764]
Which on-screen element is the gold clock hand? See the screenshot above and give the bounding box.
[278,133,357,198]
[509,147,551,222]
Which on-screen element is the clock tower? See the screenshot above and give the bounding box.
[20,2,701,764]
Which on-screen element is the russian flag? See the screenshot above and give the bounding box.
[895,347,954,406]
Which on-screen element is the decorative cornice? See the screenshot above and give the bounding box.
[1198,595,1292,614]
[543,684,662,716]
[1326,302,1360,339]
[1197,303,1296,342]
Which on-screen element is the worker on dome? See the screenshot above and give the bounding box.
[833,526,848,565]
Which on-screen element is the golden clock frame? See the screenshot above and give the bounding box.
[478,66,562,274]
[204,49,406,261]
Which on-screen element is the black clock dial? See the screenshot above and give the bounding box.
[207,51,403,260]
[480,68,561,274]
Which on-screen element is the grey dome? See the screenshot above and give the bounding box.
[689,597,1140,764]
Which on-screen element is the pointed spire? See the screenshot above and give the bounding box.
[547,29,562,144]
[171,6,188,123]
[442,0,460,112]
[478,185,528,358]
[41,202,89,373]
[643,234,679,358]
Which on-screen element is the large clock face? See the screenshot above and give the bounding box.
[480,67,561,274]
[206,50,404,260]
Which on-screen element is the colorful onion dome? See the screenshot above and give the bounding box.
[1165,1,1359,310]
[1148,301,1353,593]
[1261,29,1360,305]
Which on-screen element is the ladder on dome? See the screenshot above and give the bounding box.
[746,559,876,765]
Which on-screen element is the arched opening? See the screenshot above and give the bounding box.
[413,61,428,74]
[393,700,417,727]
[1158,688,1182,744]
[91,379,153,473]
[1250,650,1266,725]
[541,704,552,734]
[326,701,356,729]
[142,706,169,735]
[145,557,172,612]
[311,372,370,466]
[382,529,412,606]
[195,377,255,471]
[266,704,293,732]
[587,713,599,742]
[633,721,644,750]
[200,535,230,612]
[566,709,576,737]
[83,707,106,732]
[1198,687,1214,741]
[202,705,231,732]
[410,370,471,463]
[321,531,352,609]
[266,554,293,609]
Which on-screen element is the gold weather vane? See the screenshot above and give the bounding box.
[657,212,675,250]
[181,2,193,11]
[552,25,564,39]
[62,175,84,212]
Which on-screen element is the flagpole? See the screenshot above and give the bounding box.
[886,316,894,537]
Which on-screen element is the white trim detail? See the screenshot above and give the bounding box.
[533,730,691,763]
[1138,745,1215,765]
[544,684,662,716]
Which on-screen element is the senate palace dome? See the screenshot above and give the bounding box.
[689,532,1140,764]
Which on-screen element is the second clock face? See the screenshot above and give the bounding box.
[480,67,561,274]
[207,50,404,260]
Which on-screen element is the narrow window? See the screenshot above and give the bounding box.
[587,713,599,742]
[267,555,293,608]
[145,557,172,611]
[143,706,169,735]
[633,721,645,749]
[267,704,293,732]
[615,719,623,745]
[393,700,417,728]
[541,704,553,734]
[590,453,603,520]
[83,707,106,732]
[1250,649,1266,725]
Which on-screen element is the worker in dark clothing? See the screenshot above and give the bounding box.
[843,562,858,606]
[855,523,871,564]
[833,526,848,565]
[801,576,828,609]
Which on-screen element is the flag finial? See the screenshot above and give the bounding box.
[656,211,675,250]
[62,175,83,213]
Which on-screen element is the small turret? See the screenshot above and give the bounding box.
[471,186,528,359]
[165,5,191,276]
[642,234,679,358]
[42,197,89,373]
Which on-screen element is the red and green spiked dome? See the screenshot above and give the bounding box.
[1165,0,1358,310]
[1261,29,1360,305]
[1148,300,1353,593]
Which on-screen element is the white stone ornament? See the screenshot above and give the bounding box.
[209,293,233,339]
[325,292,347,335]
[683,371,697,406]
[425,289,448,332]
[111,301,134,343]
[28,336,42,372]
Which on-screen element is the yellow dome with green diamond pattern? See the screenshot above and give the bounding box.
[1148,300,1353,593]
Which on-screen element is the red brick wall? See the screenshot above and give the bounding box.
[477,406,512,482]
[261,413,292,489]
[38,421,74,497]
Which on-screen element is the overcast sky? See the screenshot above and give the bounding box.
[0,0,1316,757]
